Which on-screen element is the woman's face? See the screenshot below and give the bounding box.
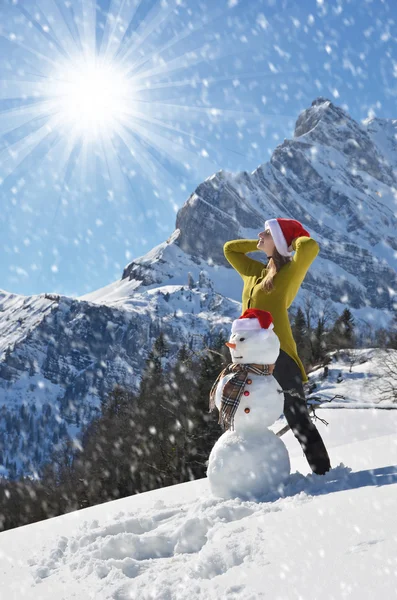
[257,227,276,257]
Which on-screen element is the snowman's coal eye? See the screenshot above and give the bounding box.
[239,337,245,341]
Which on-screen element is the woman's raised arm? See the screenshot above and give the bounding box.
[224,239,265,279]
[285,236,320,306]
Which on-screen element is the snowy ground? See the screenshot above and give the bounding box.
[1,402,397,600]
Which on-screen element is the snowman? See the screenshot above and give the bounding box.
[207,308,291,501]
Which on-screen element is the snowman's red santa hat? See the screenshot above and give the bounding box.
[264,218,310,257]
[231,308,274,334]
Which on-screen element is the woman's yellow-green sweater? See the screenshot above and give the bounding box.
[223,236,320,383]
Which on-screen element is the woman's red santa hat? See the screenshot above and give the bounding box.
[264,218,310,257]
[231,308,274,334]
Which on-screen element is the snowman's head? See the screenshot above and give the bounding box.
[225,310,279,365]
[225,328,280,365]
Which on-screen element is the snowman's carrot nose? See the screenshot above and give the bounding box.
[225,342,236,349]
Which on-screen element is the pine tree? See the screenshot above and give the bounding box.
[292,307,306,348]
[291,307,312,368]
[330,308,356,351]
[187,272,195,289]
[159,344,198,483]
[341,308,355,344]
[133,334,176,489]
[100,383,131,418]
[312,317,327,364]
[374,327,389,349]
[154,331,169,360]
[188,331,228,478]
[57,384,140,507]
[387,310,397,349]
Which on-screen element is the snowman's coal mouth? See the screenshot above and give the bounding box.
[235,356,243,359]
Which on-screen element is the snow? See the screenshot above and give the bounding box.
[363,117,397,167]
[306,348,396,407]
[0,290,55,358]
[1,375,397,598]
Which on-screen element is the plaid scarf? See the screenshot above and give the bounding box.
[209,362,275,431]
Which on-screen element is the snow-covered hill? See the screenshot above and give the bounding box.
[1,380,396,599]
[1,97,396,476]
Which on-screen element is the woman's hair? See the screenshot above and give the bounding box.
[260,246,291,292]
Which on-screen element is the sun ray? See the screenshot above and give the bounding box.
[0,121,56,179]
[108,101,271,160]
[114,125,184,205]
[79,0,97,59]
[120,97,277,123]
[35,0,81,58]
[129,67,307,95]
[123,37,238,83]
[16,4,72,63]
[0,28,65,71]
[0,103,54,137]
[0,79,54,101]
[99,0,142,62]
[96,132,137,208]
[120,3,293,86]
[55,135,86,201]
[62,0,84,55]
[29,133,88,293]
[109,136,156,216]
[114,0,177,66]
[0,98,87,182]
[113,97,278,147]
[114,109,217,177]
[49,132,82,184]
[118,3,232,80]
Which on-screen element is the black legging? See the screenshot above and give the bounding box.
[273,349,331,475]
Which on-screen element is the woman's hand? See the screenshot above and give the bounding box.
[291,235,309,246]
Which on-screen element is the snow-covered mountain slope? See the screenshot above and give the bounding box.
[0,281,239,476]
[0,291,55,358]
[1,395,396,599]
[1,97,396,477]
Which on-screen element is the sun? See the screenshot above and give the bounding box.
[0,0,259,191]
[46,57,133,141]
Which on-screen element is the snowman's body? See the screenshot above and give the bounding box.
[207,318,291,501]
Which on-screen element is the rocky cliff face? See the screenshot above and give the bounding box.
[1,98,396,477]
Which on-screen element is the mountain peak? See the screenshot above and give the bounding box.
[294,97,350,138]
[311,96,333,107]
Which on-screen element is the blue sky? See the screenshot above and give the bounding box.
[0,0,396,298]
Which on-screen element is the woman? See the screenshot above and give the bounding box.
[224,217,331,475]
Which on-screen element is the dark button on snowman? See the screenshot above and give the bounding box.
[207,308,290,501]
